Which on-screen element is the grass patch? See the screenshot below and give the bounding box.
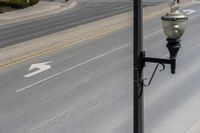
[0,0,39,9]
[0,5,16,13]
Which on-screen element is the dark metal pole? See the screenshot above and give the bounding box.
[134,0,144,133]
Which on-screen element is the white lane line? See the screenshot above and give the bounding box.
[183,9,196,15]
[16,44,130,93]
[161,53,169,58]
[29,109,70,132]
[144,29,162,39]
[30,80,131,132]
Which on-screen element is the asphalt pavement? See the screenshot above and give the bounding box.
[0,23,133,133]
[0,1,132,48]
[0,0,176,49]
[143,3,200,133]
[0,1,199,133]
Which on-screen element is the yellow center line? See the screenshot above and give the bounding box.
[0,0,193,69]
[0,21,131,69]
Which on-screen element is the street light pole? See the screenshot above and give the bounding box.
[134,0,187,133]
[134,0,144,133]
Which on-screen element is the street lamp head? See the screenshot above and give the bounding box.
[161,1,188,39]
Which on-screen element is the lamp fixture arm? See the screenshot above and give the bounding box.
[142,51,177,87]
[143,63,165,87]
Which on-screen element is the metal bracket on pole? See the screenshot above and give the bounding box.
[142,51,176,87]
[143,63,165,87]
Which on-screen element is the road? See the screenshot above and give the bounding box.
[0,1,132,48]
[80,0,171,2]
[0,0,174,49]
[0,21,133,132]
[144,4,200,133]
[0,1,198,133]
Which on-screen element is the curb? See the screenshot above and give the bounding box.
[0,0,194,69]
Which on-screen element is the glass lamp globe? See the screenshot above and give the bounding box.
[161,1,188,39]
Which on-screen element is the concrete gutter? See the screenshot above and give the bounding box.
[0,0,78,26]
[0,0,193,69]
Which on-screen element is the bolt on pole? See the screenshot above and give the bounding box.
[134,0,144,133]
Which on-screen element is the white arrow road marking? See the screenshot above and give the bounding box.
[17,44,129,93]
[183,9,196,15]
[193,0,200,3]
[24,61,52,78]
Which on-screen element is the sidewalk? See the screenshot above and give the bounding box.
[0,0,77,26]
